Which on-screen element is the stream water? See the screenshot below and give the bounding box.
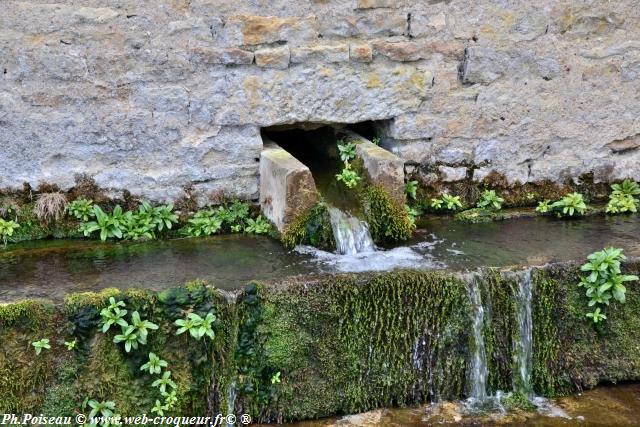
[328,207,376,255]
[1,215,640,302]
[285,382,640,426]
[466,275,488,404]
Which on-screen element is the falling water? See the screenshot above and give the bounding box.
[327,207,376,255]
[466,275,488,403]
[514,269,533,397]
[226,381,237,427]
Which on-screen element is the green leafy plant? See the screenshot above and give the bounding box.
[80,205,126,241]
[536,200,551,213]
[337,139,357,163]
[611,179,640,197]
[477,189,504,211]
[606,193,638,214]
[271,371,281,384]
[151,399,169,416]
[336,164,362,189]
[99,297,128,333]
[113,325,140,353]
[585,307,607,323]
[371,136,381,146]
[163,390,177,409]
[245,215,272,234]
[0,218,20,245]
[32,338,51,355]
[175,312,216,340]
[606,180,639,214]
[405,205,420,230]
[87,400,116,418]
[140,352,168,375]
[65,339,77,351]
[430,194,463,211]
[550,192,587,217]
[578,247,638,325]
[66,199,95,221]
[152,371,177,394]
[130,311,158,344]
[183,209,223,237]
[405,180,418,200]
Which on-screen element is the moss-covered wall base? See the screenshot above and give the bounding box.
[1,262,639,422]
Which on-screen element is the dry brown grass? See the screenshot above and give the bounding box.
[34,192,67,224]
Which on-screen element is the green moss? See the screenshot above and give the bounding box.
[0,300,58,412]
[455,208,507,223]
[281,202,335,250]
[236,271,470,422]
[531,270,562,396]
[359,185,413,244]
[531,261,640,395]
[479,270,517,393]
[503,391,536,411]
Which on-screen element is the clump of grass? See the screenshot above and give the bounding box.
[33,192,67,225]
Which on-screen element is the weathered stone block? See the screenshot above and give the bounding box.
[372,40,426,62]
[320,11,406,37]
[354,0,399,9]
[389,114,446,140]
[223,15,318,45]
[260,141,319,232]
[349,43,373,62]
[348,131,405,205]
[459,46,510,85]
[190,46,254,65]
[410,12,447,38]
[290,44,349,63]
[255,46,290,69]
[438,166,467,182]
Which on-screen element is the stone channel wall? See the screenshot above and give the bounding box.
[2,262,640,420]
[2,0,639,202]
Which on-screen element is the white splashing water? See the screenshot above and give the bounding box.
[327,207,376,255]
[466,275,488,403]
[514,269,534,397]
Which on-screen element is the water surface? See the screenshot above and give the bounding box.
[286,383,640,426]
[1,214,639,302]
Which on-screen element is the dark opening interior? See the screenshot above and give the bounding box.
[262,122,383,212]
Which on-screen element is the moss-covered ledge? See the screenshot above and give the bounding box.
[1,262,639,421]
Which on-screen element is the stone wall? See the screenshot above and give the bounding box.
[2,0,639,202]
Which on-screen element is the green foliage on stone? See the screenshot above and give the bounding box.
[0,284,228,416]
[606,179,639,214]
[0,218,20,245]
[281,202,335,250]
[32,338,51,355]
[477,189,504,211]
[430,194,463,212]
[360,185,414,243]
[336,139,357,163]
[66,199,95,221]
[335,164,362,188]
[579,248,638,325]
[80,203,178,241]
[405,180,418,200]
[183,201,270,237]
[550,192,587,217]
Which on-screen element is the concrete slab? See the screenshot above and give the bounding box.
[259,140,319,232]
[344,130,406,206]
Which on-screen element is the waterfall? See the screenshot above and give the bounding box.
[327,207,376,255]
[514,269,534,397]
[226,381,237,427]
[466,275,488,403]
